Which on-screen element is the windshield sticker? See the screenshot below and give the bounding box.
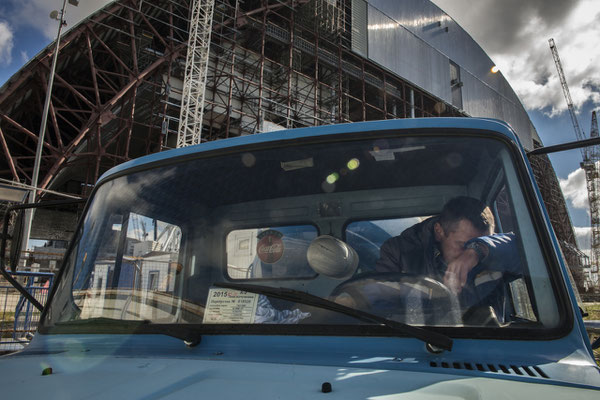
[256,230,284,264]
[280,157,314,171]
[203,288,260,324]
[369,146,426,161]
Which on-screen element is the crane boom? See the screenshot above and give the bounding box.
[548,38,587,160]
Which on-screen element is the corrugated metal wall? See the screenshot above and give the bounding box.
[361,0,538,149]
[367,6,452,107]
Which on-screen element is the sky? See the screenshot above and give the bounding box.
[430,0,600,256]
[0,0,599,254]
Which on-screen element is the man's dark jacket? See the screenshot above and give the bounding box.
[375,217,444,279]
[374,216,521,320]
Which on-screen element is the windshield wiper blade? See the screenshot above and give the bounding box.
[53,317,202,346]
[213,282,453,352]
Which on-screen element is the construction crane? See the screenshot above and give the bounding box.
[549,38,600,282]
[177,0,216,148]
[548,39,587,160]
[588,111,600,277]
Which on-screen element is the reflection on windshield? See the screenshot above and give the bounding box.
[44,135,559,335]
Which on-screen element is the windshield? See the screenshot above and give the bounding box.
[42,132,563,337]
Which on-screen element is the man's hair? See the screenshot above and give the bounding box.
[438,196,495,235]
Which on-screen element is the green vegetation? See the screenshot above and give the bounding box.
[1,312,15,323]
[583,303,600,320]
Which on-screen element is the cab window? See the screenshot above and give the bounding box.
[226,225,318,279]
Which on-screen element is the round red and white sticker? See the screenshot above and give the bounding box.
[256,230,284,264]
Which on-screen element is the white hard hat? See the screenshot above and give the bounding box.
[307,235,359,279]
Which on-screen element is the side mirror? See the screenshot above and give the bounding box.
[0,199,87,311]
[7,208,25,271]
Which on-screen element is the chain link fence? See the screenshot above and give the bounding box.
[0,267,54,354]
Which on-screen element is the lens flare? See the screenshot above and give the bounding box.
[347,158,360,170]
[326,173,339,184]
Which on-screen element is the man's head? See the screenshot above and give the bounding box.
[433,197,495,263]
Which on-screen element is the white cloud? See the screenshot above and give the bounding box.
[432,0,600,114]
[20,50,28,63]
[559,167,589,211]
[8,0,113,40]
[0,20,14,65]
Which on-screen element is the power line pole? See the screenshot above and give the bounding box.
[21,0,79,255]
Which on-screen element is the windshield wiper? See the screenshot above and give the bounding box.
[213,282,453,352]
[53,317,202,347]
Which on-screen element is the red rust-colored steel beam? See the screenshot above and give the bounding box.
[93,71,120,94]
[52,73,96,110]
[125,85,138,158]
[129,9,139,74]
[138,13,170,50]
[89,28,134,77]
[38,124,91,191]
[94,124,102,184]
[48,102,64,151]
[38,46,182,191]
[103,124,128,151]
[0,113,58,154]
[0,126,19,181]
[86,31,102,106]
[16,164,31,183]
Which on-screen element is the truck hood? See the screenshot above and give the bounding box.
[2,352,599,399]
[1,333,598,399]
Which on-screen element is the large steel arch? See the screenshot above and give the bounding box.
[0,0,587,291]
[0,0,189,197]
[0,0,465,199]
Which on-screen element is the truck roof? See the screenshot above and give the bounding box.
[97,117,520,185]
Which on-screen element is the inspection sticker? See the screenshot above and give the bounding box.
[203,288,259,324]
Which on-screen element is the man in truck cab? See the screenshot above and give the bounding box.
[375,196,521,323]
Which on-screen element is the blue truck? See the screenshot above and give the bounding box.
[0,118,598,398]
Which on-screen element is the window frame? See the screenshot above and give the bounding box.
[39,127,574,341]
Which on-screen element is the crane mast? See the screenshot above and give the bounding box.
[549,38,599,284]
[177,0,216,148]
[589,111,600,275]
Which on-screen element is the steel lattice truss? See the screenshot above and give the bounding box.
[587,111,600,276]
[177,0,216,148]
[0,0,588,290]
[528,142,588,292]
[0,0,190,198]
[0,0,467,199]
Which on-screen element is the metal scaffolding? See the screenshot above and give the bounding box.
[177,0,216,148]
[0,0,589,291]
[197,0,462,142]
[0,0,464,199]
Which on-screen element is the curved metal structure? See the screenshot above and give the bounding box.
[0,0,189,196]
[0,0,587,289]
[0,0,468,198]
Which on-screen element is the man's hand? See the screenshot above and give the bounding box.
[443,248,480,294]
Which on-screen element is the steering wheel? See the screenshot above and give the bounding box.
[330,272,462,326]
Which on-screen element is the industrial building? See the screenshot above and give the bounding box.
[0,0,589,289]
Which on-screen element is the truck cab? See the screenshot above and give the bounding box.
[1,118,598,398]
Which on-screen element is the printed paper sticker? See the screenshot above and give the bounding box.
[203,288,260,324]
